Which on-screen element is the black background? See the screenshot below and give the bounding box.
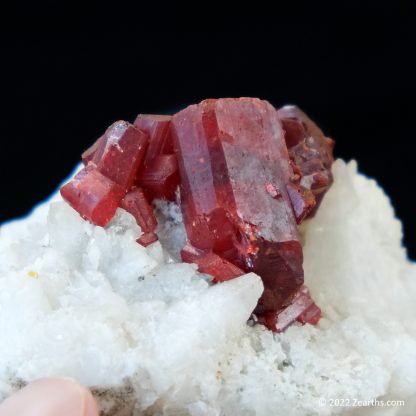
[0,4,415,259]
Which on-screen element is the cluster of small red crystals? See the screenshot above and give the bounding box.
[257,285,321,332]
[61,116,179,245]
[278,105,335,219]
[61,98,334,332]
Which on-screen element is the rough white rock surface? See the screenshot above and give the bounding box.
[0,159,415,416]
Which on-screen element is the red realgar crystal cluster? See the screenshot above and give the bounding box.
[61,98,334,332]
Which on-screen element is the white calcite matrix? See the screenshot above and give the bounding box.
[0,159,415,416]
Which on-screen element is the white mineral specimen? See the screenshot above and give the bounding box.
[0,159,415,416]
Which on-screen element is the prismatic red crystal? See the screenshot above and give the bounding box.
[257,285,321,332]
[92,121,149,190]
[120,187,158,246]
[134,115,179,201]
[137,232,158,247]
[134,114,174,161]
[181,243,245,283]
[60,163,124,227]
[172,98,304,314]
[61,97,335,333]
[286,182,316,223]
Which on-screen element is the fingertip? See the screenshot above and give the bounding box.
[60,378,99,416]
[0,377,99,416]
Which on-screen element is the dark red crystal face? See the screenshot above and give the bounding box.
[61,98,335,333]
[278,106,335,215]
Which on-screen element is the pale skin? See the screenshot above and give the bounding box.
[0,378,99,416]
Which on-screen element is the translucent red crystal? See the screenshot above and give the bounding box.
[133,115,179,201]
[120,187,158,245]
[172,98,304,314]
[181,243,245,283]
[134,114,173,161]
[60,163,124,227]
[137,154,179,201]
[92,121,149,190]
[286,182,316,223]
[257,285,321,332]
[137,232,158,247]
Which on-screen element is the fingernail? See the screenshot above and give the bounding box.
[0,377,99,416]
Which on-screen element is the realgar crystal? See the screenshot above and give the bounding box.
[172,98,304,314]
